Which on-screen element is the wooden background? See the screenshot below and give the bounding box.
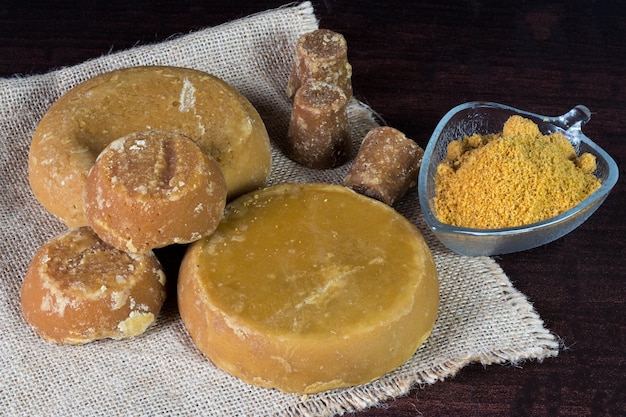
[1,1,624,416]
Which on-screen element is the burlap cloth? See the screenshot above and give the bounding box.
[0,2,560,416]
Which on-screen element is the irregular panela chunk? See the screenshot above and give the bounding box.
[287,80,350,169]
[344,126,424,206]
[286,29,353,99]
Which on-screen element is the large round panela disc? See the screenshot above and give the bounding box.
[178,183,439,394]
[28,66,271,227]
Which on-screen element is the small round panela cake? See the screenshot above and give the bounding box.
[28,66,271,227]
[178,183,439,394]
[21,227,167,345]
[83,130,227,253]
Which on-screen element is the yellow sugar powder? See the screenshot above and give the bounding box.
[434,115,601,229]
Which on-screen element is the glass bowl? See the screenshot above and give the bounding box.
[417,101,619,256]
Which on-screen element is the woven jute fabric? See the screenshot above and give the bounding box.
[0,2,560,416]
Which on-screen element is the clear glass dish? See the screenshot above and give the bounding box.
[417,102,619,256]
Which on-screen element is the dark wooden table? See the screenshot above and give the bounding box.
[2,1,624,416]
